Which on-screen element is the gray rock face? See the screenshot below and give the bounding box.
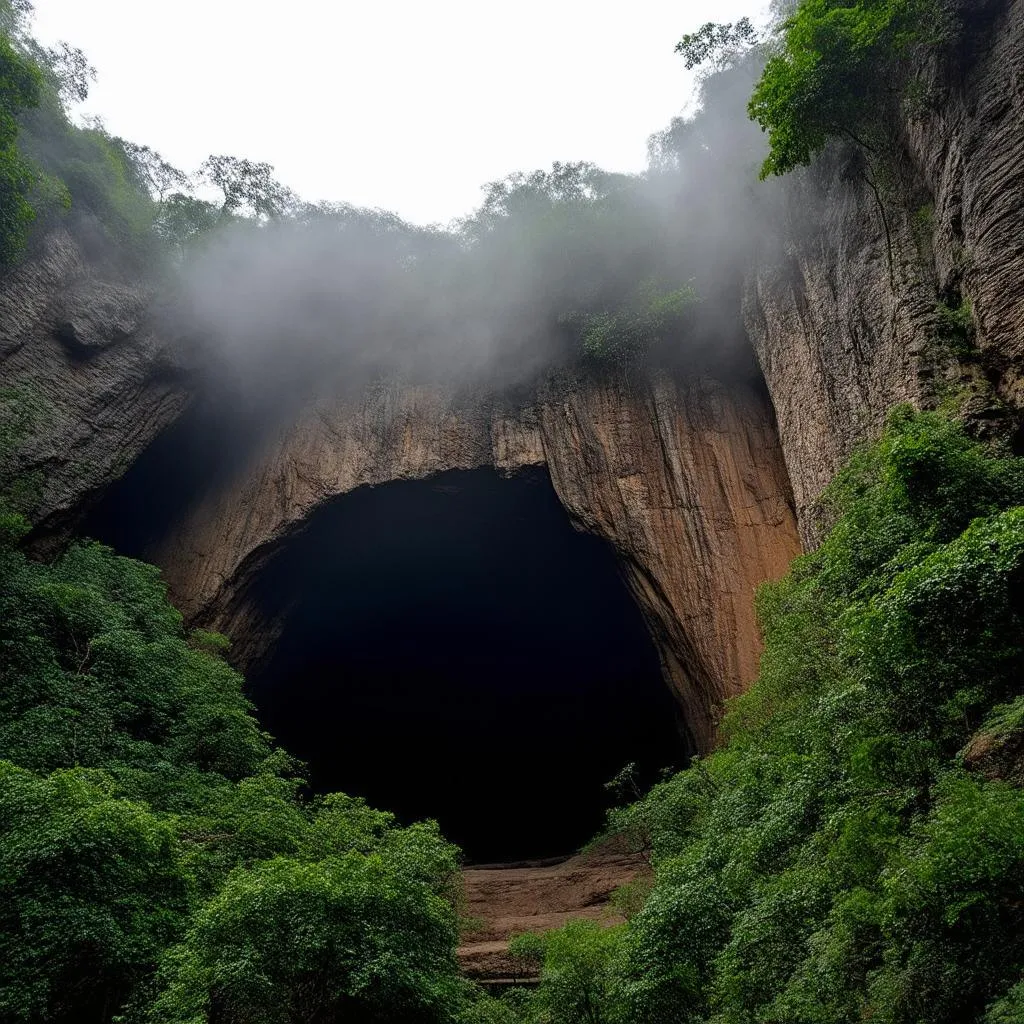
[0,229,192,538]
[909,0,1024,406]
[744,0,1024,542]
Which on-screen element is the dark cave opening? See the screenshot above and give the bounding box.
[244,468,686,863]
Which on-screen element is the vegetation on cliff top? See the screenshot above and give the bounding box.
[0,0,966,376]
[677,0,959,180]
[748,0,953,177]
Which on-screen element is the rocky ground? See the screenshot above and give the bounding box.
[457,837,649,984]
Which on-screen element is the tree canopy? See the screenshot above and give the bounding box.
[0,501,464,1024]
[748,0,950,177]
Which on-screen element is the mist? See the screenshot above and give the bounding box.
[162,51,782,415]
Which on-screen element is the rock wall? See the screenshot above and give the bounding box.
[744,0,1024,542]
[156,368,800,752]
[8,0,1017,752]
[0,231,801,751]
[0,229,191,540]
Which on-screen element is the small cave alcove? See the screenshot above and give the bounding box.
[244,467,686,863]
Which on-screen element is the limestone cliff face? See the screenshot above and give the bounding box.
[0,229,191,539]
[744,0,1024,542]
[0,228,800,750]
[158,369,800,752]
[8,0,1017,754]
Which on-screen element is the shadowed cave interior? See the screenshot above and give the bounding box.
[88,452,687,862]
[246,468,686,862]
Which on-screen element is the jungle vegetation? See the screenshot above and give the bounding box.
[473,410,1024,1024]
[2,0,1022,1022]
[3,411,1023,1022]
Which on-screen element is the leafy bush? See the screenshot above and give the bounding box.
[596,410,1024,1023]
[509,921,625,1024]
[560,281,697,366]
[749,0,951,177]
[0,504,465,1024]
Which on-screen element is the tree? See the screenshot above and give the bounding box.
[0,763,188,1024]
[747,0,949,178]
[149,853,463,1024]
[32,39,95,105]
[0,28,40,263]
[0,0,31,39]
[675,19,757,71]
[119,141,189,202]
[200,154,297,220]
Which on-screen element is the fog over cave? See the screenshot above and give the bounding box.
[246,468,684,862]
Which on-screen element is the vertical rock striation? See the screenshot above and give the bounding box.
[157,368,800,752]
[744,0,1024,542]
[0,230,191,539]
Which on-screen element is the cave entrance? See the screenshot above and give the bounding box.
[246,467,685,863]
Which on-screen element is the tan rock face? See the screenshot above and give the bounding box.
[158,368,800,752]
[0,230,191,539]
[0,233,800,749]
[745,0,1024,543]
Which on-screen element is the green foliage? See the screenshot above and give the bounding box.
[200,154,296,220]
[675,19,758,71]
[0,27,41,264]
[560,281,697,366]
[748,0,950,178]
[0,383,48,510]
[0,4,311,266]
[456,988,536,1024]
[452,161,705,367]
[0,535,272,797]
[936,295,976,356]
[986,982,1024,1024]
[148,851,461,1024]
[595,410,1024,1023]
[0,506,466,1024]
[0,7,163,261]
[510,922,625,1024]
[0,762,187,1024]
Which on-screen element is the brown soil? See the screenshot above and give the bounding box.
[457,837,649,982]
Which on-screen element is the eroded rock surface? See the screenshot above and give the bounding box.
[157,367,800,752]
[0,230,191,539]
[745,0,1024,542]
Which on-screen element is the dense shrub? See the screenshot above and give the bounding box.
[0,503,464,1024]
[495,410,1024,1024]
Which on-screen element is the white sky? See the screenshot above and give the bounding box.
[30,0,763,226]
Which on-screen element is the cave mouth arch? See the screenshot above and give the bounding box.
[245,467,686,863]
